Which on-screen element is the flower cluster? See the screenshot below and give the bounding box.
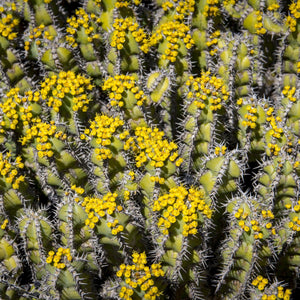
[203,0,219,17]
[282,86,296,102]
[115,0,141,8]
[286,198,300,231]
[288,215,300,232]
[145,21,194,61]
[19,120,64,158]
[234,208,276,239]
[0,88,22,132]
[116,252,164,300]
[124,126,183,168]
[0,152,25,190]
[286,0,300,31]
[24,24,56,51]
[161,0,195,21]
[82,114,124,160]
[111,18,147,51]
[267,3,280,11]
[266,107,284,156]
[0,4,19,40]
[285,15,297,32]
[46,248,72,269]
[66,8,101,48]
[289,0,300,19]
[81,193,123,232]
[150,176,165,184]
[206,30,220,56]
[107,219,124,235]
[215,146,226,155]
[0,88,40,132]
[242,105,258,129]
[153,186,212,236]
[252,275,269,291]
[255,11,266,35]
[102,75,147,107]
[71,184,85,195]
[223,0,236,5]
[185,72,229,111]
[40,71,93,112]
[252,276,292,299]
[261,287,292,300]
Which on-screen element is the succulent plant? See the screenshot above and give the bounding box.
[0,0,300,299]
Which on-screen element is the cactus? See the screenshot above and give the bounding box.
[1,0,300,299]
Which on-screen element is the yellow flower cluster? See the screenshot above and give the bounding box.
[81,193,123,232]
[71,184,85,195]
[124,126,183,168]
[242,105,258,129]
[107,219,124,235]
[1,219,8,230]
[115,0,130,8]
[102,75,147,107]
[255,11,266,35]
[265,107,284,155]
[40,71,93,112]
[115,0,141,8]
[116,252,164,300]
[0,152,25,190]
[252,276,292,300]
[20,120,58,158]
[203,0,219,17]
[0,5,19,40]
[236,98,244,106]
[82,114,124,160]
[288,215,300,232]
[215,146,226,155]
[46,248,72,269]
[123,190,131,200]
[66,8,101,48]
[282,86,296,102]
[286,199,300,231]
[252,275,269,291]
[24,24,56,51]
[261,210,275,219]
[223,0,236,5]
[293,160,300,168]
[267,3,280,11]
[145,21,194,61]
[162,0,195,21]
[286,200,300,212]
[261,286,292,300]
[185,72,229,111]
[289,0,300,18]
[153,186,212,236]
[150,176,165,184]
[267,143,281,156]
[0,88,22,132]
[286,1,300,31]
[0,88,40,132]
[162,1,174,12]
[206,30,220,56]
[111,18,147,51]
[286,15,297,32]
[234,208,276,238]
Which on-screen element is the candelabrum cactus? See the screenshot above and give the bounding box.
[1,0,300,299]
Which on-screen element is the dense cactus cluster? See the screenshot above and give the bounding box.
[0,0,300,299]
